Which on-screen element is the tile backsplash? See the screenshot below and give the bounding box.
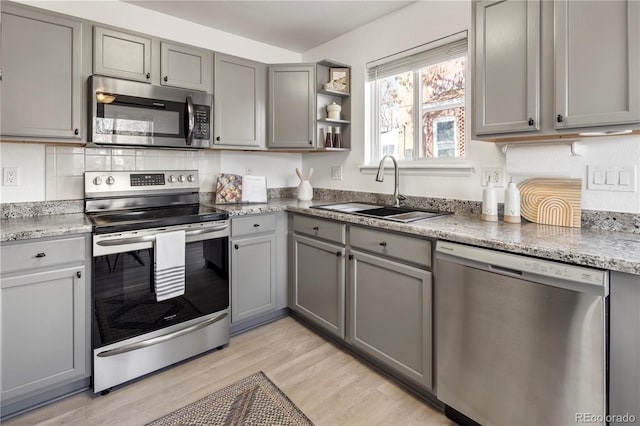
[45,147,220,201]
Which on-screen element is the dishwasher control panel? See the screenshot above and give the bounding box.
[436,241,608,287]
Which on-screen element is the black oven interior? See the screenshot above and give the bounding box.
[92,237,229,348]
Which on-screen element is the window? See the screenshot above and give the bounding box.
[367,32,467,164]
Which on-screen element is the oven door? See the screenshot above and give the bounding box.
[89,75,212,149]
[92,222,229,349]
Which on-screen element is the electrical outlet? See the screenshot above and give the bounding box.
[481,167,505,187]
[245,168,253,175]
[331,166,343,180]
[3,167,19,186]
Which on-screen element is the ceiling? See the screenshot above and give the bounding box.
[124,1,414,53]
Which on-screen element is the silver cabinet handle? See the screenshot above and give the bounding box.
[96,225,228,246]
[97,313,227,357]
[185,96,195,146]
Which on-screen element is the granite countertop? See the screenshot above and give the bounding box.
[0,213,92,241]
[2,199,639,275]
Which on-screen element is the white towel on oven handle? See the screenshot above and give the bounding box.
[154,230,186,301]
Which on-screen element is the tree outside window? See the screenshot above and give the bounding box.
[368,34,467,163]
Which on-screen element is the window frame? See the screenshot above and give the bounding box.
[365,31,470,170]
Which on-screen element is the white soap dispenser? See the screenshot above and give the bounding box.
[504,178,521,224]
[481,178,498,222]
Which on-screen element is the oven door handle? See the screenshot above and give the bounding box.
[96,224,228,246]
[96,312,228,358]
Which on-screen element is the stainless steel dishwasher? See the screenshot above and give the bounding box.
[435,241,608,426]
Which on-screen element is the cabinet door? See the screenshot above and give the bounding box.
[231,234,276,323]
[0,6,82,139]
[555,0,640,128]
[1,266,87,401]
[93,26,152,83]
[160,42,213,93]
[474,0,540,135]
[291,234,345,338]
[349,250,432,390]
[268,65,315,148]
[214,54,265,147]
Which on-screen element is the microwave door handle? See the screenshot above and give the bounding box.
[186,96,195,146]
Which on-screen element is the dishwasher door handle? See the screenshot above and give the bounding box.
[488,264,523,278]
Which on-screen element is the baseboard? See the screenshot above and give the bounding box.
[230,308,290,336]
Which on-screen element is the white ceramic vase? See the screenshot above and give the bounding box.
[296,167,314,201]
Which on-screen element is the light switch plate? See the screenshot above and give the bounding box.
[331,166,343,180]
[587,165,637,192]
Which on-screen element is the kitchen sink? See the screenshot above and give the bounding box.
[312,202,452,223]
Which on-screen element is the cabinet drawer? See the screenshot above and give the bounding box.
[0,237,85,274]
[293,214,345,244]
[350,226,431,268]
[232,214,276,237]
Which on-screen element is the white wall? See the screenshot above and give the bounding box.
[301,1,640,213]
[0,144,46,202]
[17,0,300,63]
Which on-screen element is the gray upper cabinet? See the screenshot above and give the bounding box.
[161,42,213,93]
[214,53,265,147]
[474,0,540,135]
[554,0,640,129]
[1,4,82,139]
[93,26,152,83]
[268,64,315,149]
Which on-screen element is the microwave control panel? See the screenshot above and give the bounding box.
[192,105,211,140]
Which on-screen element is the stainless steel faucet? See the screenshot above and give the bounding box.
[375,154,402,207]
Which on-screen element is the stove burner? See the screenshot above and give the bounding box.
[88,204,228,234]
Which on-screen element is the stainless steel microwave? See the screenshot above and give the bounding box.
[88,76,212,149]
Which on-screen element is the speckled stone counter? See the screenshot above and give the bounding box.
[202,198,640,274]
[2,197,639,274]
[0,213,92,242]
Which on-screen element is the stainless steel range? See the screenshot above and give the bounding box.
[85,170,230,393]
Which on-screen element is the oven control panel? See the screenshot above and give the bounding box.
[85,170,199,196]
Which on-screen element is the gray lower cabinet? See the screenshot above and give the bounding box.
[0,234,90,418]
[268,64,315,149]
[93,26,152,83]
[554,0,639,129]
[214,53,266,148]
[291,234,346,338]
[230,213,287,330]
[290,214,347,338]
[474,0,540,135]
[1,4,82,139]
[610,271,640,424]
[347,226,433,390]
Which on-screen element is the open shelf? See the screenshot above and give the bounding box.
[318,118,351,124]
[319,88,350,97]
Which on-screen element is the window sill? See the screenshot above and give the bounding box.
[360,160,474,177]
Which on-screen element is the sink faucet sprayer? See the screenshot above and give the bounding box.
[375,154,403,207]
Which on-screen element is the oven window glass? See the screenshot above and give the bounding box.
[93,237,229,348]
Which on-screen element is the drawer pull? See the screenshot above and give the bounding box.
[312,226,319,231]
[379,242,387,247]
[253,223,260,227]
[35,252,46,258]
[336,251,342,257]
[348,254,354,260]
[234,244,239,250]
[76,271,82,278]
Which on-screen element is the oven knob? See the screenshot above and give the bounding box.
[106,176,115,185]
[187,174,195,182]
[178,175,186,183]
[168,175,176,183]
[93,176,103,185]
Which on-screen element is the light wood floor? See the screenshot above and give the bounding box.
[4,317,453,426]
